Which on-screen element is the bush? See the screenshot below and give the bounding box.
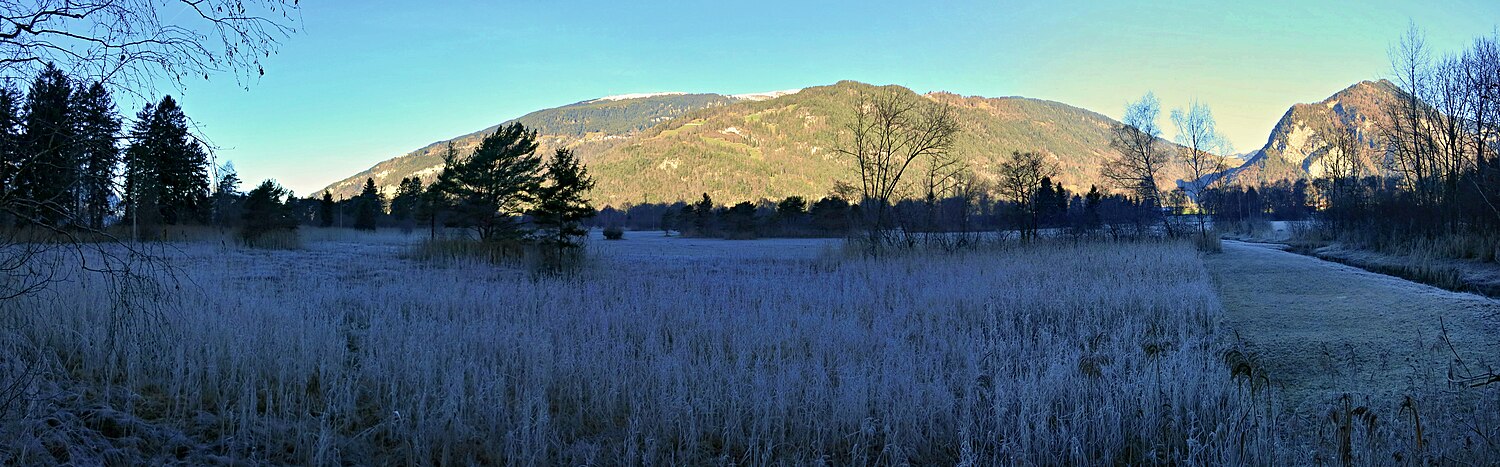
[602,226,624,240]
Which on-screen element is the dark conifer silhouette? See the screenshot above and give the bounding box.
[319,190,335,228]
[390,176,423,232]
[241,179,297,244]
[73,82,120,230]
[0,86,21,215]
[530,148,596,256]
[435,122,543,241]
[211,162,243,227]
[124,95,210,226]
[15,63,75,226]
[354,178,381,231]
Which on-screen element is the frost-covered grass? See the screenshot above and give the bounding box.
[0,237,1284,465]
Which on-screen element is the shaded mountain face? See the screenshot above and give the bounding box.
[324,81,1213,206]
[1223,80,1406,185]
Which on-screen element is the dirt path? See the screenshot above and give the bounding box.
[1206,240,1500,414]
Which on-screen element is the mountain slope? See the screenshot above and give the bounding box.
[324,81,1211,206]
[1223,80,1405,184]
[586,81,1190,206]
[322,93,736,198]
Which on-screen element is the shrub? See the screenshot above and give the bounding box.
[602,225,624,240]
[239,180,299,248]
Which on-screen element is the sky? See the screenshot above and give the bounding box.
[161,0,1500,195]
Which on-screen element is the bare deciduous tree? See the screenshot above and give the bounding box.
[0,0,300,94]
[995,150,1057,241]
[0,1,299,302]
[836,88,959,252]
[1170,100,1229,238]
[1316,124,1364,182]
[1384,22,1439,205]
[1103,92,1173,235]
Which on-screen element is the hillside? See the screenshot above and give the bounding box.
[1223,80,1405,185]
[321,93,736,198]
[324,81,1214,206]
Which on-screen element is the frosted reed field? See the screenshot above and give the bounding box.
[1,232,1285,464]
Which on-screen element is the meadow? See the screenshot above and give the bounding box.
[0,229,1300,465]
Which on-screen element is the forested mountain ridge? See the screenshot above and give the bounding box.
[321,93,737,199]
[581,81,1224,206]
[1220,80,1406,185]
[325,81,1228,206]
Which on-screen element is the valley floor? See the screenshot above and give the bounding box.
[4,231,1499,463]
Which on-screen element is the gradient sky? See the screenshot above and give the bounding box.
[159,0,1500,194]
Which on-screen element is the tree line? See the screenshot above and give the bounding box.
[272,122,598,260]
[588,179,1163,244]
[0,63,599,257]
[0,63,226,235]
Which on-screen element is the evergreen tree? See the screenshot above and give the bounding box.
[124,95,210,226]
[810,196,851,233]
[1084,185,1103,231]
[154,96,209,224]
[354,177,381,231]
[724,201,757,238]
[122,103,159,227]
[1036,177,1056,228]
[73,82,121,230]
[240,179,297,244]
[211,161,242,227]
[0,86,22,220]
[436,122,543,241]
[418,182,448,239]
[417,142,459,238]
[319,190,334,227]
[390,176,423,231]
[16,63,76,225]
[529,148,596,256]
[691,193,714,236]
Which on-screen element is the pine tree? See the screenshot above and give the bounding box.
[390,176,423,231]
[16,63,77,226]
[319,190,335,227]
[240,179,297,244]
[1084,185,1103,230]
[1036,177,1056,228]
[211,161,242,227]
[0,86,22,220]
[122,103,159,227]
[529,148,596,256]
[152,96,209,225]
[354,177,381,231]
[436,122,543,241]
[73,82,121,230]
[124,96,210,226]
[692,193,714,236]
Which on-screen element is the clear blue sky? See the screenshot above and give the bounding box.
[160,0,1500,194]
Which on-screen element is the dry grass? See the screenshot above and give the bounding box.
[3,238,1285,464]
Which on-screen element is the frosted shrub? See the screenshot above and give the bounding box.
[0,239,1285,464]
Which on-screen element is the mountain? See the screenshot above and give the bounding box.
[1220,80,1406,185]
[323,81,1216,206]
[321,93,739,198]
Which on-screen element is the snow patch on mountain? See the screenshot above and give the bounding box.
[730,89,803,101]
[588,92,690,103]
